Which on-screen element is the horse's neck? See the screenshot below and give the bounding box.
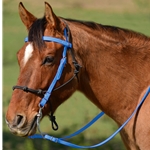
[69,22,116,113]
[71,26,105,105]
[68,21,150,125]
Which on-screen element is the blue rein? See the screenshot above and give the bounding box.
[29,86,150,148]
[26,27,150,148]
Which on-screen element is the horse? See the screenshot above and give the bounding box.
[5,2,150,150]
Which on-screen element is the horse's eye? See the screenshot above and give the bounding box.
[42,56,54,65]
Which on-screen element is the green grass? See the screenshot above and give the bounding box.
[3,0,150,150]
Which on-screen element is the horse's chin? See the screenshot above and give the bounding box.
[11,127,37,137]
[6,116,37,137]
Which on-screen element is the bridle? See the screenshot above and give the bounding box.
[13,23,81,130]
[12,22,150,148]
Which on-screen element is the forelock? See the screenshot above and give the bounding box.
[28,17,47,50]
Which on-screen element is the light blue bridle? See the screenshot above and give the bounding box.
[16,26,150,149]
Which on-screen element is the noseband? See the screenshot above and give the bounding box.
[13,24,81,130]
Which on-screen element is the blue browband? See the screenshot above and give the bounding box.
[25,36,72,48]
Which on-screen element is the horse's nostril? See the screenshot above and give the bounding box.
[16,115,23,124]
[14,114,26,128]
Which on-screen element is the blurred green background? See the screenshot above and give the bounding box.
[3,0,150,150]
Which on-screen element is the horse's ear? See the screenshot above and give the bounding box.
[18,2,37,29]
[44,2,60,28]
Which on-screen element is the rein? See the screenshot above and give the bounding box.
[29,86,150,149]
[12,23,150,148]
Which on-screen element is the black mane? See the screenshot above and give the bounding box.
[28,16,149,50]
[65,18,101,30]
[65,18,149,41]
[65,18,121,31]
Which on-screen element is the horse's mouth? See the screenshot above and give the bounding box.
[6,116,38,137]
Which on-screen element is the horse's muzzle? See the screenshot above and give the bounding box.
[5,115,37,137]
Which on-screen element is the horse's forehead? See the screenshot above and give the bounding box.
[23,43,34,66]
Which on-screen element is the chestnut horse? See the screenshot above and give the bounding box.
[6,2,150,150]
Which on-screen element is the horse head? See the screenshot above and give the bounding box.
[6,2,79,137]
